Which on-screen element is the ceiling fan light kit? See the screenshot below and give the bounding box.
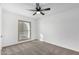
[37,12,40,14]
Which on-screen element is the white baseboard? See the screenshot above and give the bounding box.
[2,39,37,48]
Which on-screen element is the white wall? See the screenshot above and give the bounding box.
[39,8,79,52]
[2,9,39,47]
[0,4,2,54]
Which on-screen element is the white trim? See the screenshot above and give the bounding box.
[45,40,79,52]
[2,39,35,47]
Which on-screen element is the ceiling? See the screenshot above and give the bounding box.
[1,3,79,19]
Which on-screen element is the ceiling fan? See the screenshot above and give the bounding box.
[29,3,51,15]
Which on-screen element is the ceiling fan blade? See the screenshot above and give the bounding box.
[33,12,37,15]
[41,8,50,11]
[40,12,45,15]
[28,9,36,11]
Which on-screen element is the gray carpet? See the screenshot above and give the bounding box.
[1,40,79,55]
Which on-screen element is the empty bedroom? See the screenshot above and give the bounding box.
[0,3,79,55]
